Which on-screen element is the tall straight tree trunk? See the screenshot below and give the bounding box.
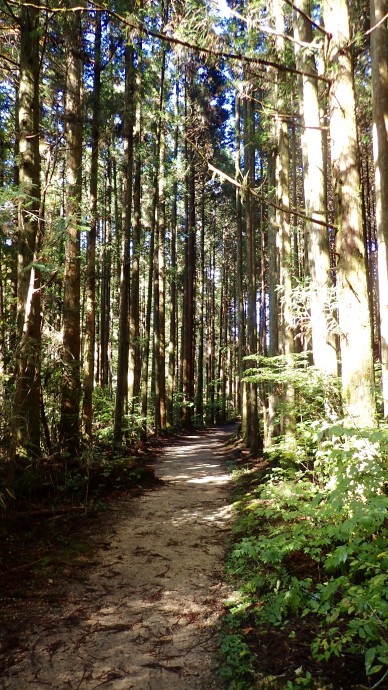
[154,129,167,432]
[370,0,388,417]
[113,42,135,448]
[140,224,155,439]
[235,88,245,428]
[265,136,279,447]
[206,245,216,424]
[294,0,337,376]
[100,149,113,389]
[83,10,101,439]
[271,0,295,435]
[128,47,142,413]
[182,82,196,429]
[13,2,41,460]
[158,166,167,429]
[152,45,167,433]
[167,80,179,428]
[324,0,376,426]
[196,182,206,422]
[60,1,83,456]
[244,88,259,451]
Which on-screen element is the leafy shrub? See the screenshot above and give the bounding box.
[225,359,388,688]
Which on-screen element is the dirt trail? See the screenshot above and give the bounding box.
[2,426,236,690]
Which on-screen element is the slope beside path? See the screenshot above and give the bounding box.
[1,425,236,690]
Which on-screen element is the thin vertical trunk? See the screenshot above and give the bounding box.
[13,2,41,460]
[152,46,167,433]
[128,43,142,413]
[100,150,112,388]
[244,86,259,451]
[182,82,196,428]
[235,89,245,425]
[167,80,179,427]
[60,1,83,455]
[196,183,205,422]
[113,42,135,448]
[371,0,388,416]
[140,226,155,439]
[83,11,101,439]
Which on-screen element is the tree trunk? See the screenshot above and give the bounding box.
[59,1,83,456]
[244,88,259,450]
[294,0,337,376]
[167,80,179,428]
[324,0,376,426]
[13,2,41,460]
[370,0,388,417]
[235,89,245,428]
[196,182,205,423]
[128,53,142,414]
[83,11,101,440]
[182,86,196,429]
[100,149,113,389]
[113,43,135,448]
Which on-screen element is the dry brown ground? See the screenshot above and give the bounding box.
[0,426,236,690]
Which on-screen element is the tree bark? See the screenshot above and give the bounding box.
[182,81,196,429]
[324,0,376,426]
[128,50,142,414]
[13,1,41,460]
[294,0,337,376]
[83,10,101,440]
[370,0,388,416]
[59,1,83,456]
[113,42,135,448]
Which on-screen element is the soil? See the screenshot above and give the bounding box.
[0,425,236,690]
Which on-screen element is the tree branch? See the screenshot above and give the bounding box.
[203,157,337,231]
[6,0,331,84]
[283,0,331,37]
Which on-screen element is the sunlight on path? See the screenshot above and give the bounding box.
[2,425,236,690]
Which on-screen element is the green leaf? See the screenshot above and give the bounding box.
[367,664,383,676]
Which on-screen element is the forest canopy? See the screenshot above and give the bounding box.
[1,1,388,687]
[0,0,386,463]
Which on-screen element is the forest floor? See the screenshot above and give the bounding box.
[0,425,236,690]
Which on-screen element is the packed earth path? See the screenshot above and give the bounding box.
[1,425,237,690]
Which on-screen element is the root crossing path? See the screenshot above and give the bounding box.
[3,426,237,690]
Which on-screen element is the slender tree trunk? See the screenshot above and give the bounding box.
[196,182,205,422]
[244,85,259,451]
[59,1,83,456]
[235,89,245,428]
[154,129,167,432]
[167,81,179,427]
[13,2,41,461]
[371,0,388,416]
[100,149,112,388]
[324,0,376,425]
[140,225,155,439]
[182,84,196,429]
[294,0,337,376]
[83,11,101,440]
[113,43,135,448]
[128,52,142,414]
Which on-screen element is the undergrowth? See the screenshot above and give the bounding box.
[220,357,388,690]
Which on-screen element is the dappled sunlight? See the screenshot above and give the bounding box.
[187,473,231,484]
[170,501,233,527]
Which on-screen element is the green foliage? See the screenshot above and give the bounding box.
[219,617,256,690]
[224,360,388,688]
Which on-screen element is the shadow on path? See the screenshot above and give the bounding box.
[1,425,237,690]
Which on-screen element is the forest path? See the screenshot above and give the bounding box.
[2,426,236,690]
